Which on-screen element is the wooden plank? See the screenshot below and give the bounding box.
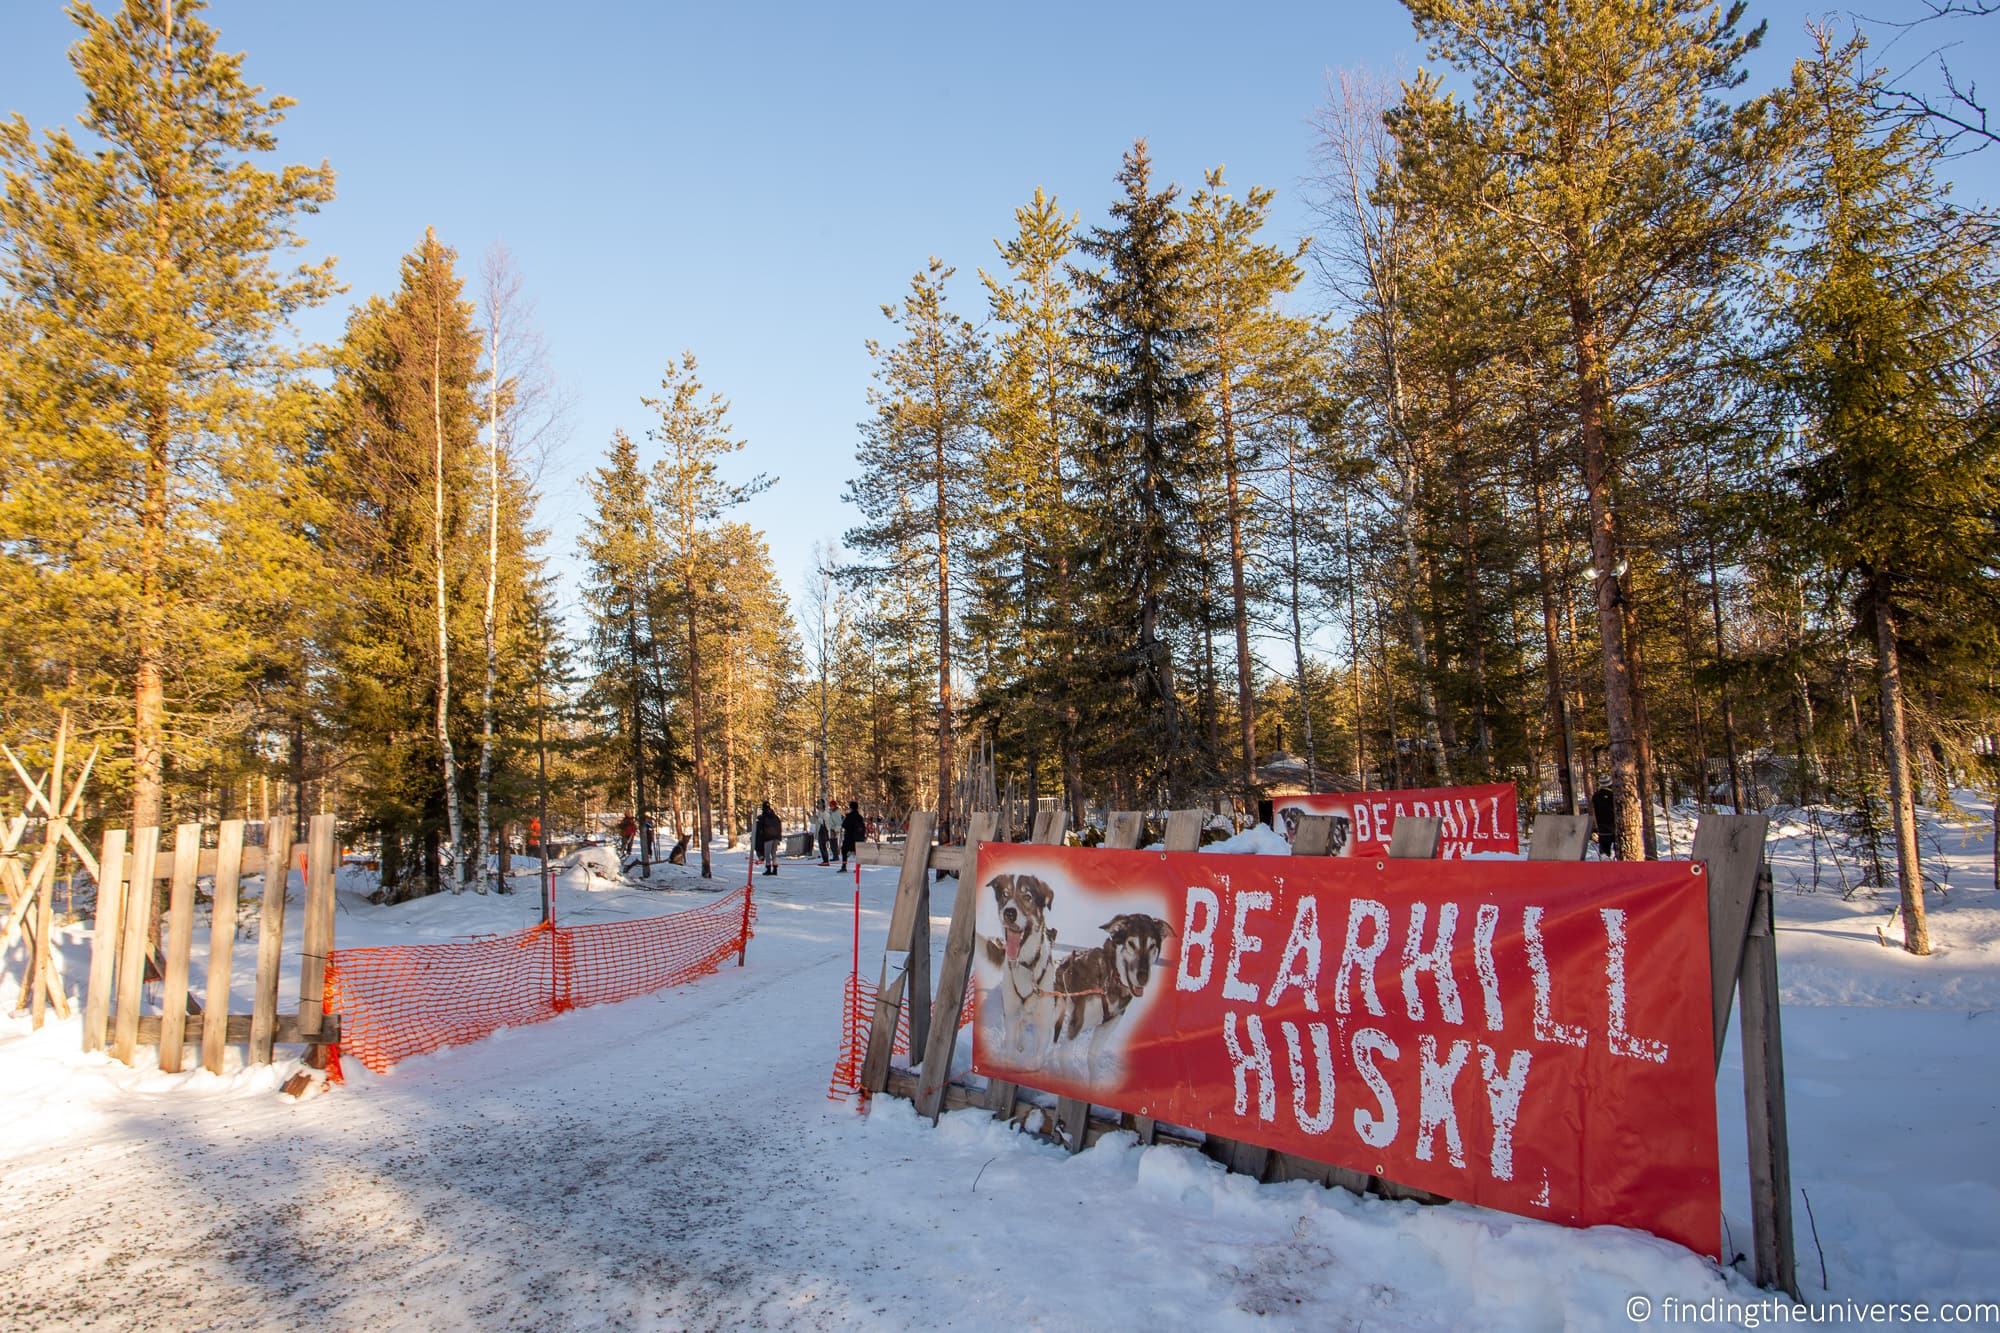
[1163,808,1204,851]
[82,828,128,1054]
[1387,815,1443,859]
[201,819,246,1075]
[250,814,296,1064]
[133,844,271,882]
[298,814,337,1051]
[1527,813,1592,861]
[854,842,902,868]
[1030,807,1064,844]
[904,811,938,1066]
[1291,814,1335,856]
[1105,810,1144,850]
[859,810,937,1095]
[156,823,203,1073]
[29,819,59,1028]
[1693,813,1771,1068]
[1739,866,1799,1297]
[916,811,998,1120]
[1268,1151,1370,1196]
[112,827,160,1064]
[136,1012,340,1046]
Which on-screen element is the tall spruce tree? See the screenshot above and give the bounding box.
[1072,141,1210,802]
[580,428,669,856]
[325,231,489,893]
[0,0,335,826]
[978,188,1088,823]
[1183,166,1314,796]
[1765,28,2000,954]
[844,259,987,837]
[646,351,768,877]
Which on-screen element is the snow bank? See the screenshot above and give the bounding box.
[1200,822,1293,856]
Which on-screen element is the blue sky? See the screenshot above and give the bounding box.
[5,0,1995,632]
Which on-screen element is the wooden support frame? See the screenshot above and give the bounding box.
[861,804,1796,1295]
[1693,814,1798,1297]
[914,811,1000,1120]
[858,810,939,1096]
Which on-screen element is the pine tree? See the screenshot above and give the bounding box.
[1765,27,2000,953]
[1072,141,1211,802]
[324,231,488,893]
[646,351,768,877]
[1397,0,1794,855]
[0,0,335,826]
[844,259,987,839]
[1183,166,1315,796]
[579,428,668,860]
[978,188,1088,823]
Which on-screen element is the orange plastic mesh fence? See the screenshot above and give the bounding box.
[826,968,974,1104]
[325,886,755,1080]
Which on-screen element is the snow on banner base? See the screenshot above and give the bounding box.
[1275,782,1519,858]
[971,846,1720,1258]
[323,886,755,1078]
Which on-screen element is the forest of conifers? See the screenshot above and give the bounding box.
[1,1,1994,953]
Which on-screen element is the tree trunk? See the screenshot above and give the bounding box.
[1626,602,1660,859]
[1219,366,1258,798]
[1529,439,1576,813]
[1395,465,1450,786]
[476,321,501,894]
[687,564,714,879]
[1706,541,1747,812]
[1343,490,1367,790]
[1447,371,1492,780]
[1569,275,1643,860]
[132,19,176,836]
[723,643,738,849]
[1285,432,1317,792]
[1869,575,1930,955]
[431,288,465,888]
[935,423,954,844]
[134,419,168,832]
[626,594,647,874]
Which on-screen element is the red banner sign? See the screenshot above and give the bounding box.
[1274,783,1520,859]
[971,845,1719,1257]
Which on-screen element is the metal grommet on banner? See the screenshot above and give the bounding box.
[1690,864,1704,875]
[1375,860,1385,871]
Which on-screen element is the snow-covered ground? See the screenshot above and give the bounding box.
[2,802,1995,1330]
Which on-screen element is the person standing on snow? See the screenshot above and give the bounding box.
[754,800,783,876]
[618,811,637,859]
[839,800,866,873]
[1591,786,1618,859]
[815,798,839,865]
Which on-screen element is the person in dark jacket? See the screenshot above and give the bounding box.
[1591,786,1618,859]
[754,801,783,875]
[839,800,867,872]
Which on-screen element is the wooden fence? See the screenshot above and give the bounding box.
[859,806,1797,1297]
[82,812,340,1084]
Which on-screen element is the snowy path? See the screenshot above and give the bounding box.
[4,810,1998,1330]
